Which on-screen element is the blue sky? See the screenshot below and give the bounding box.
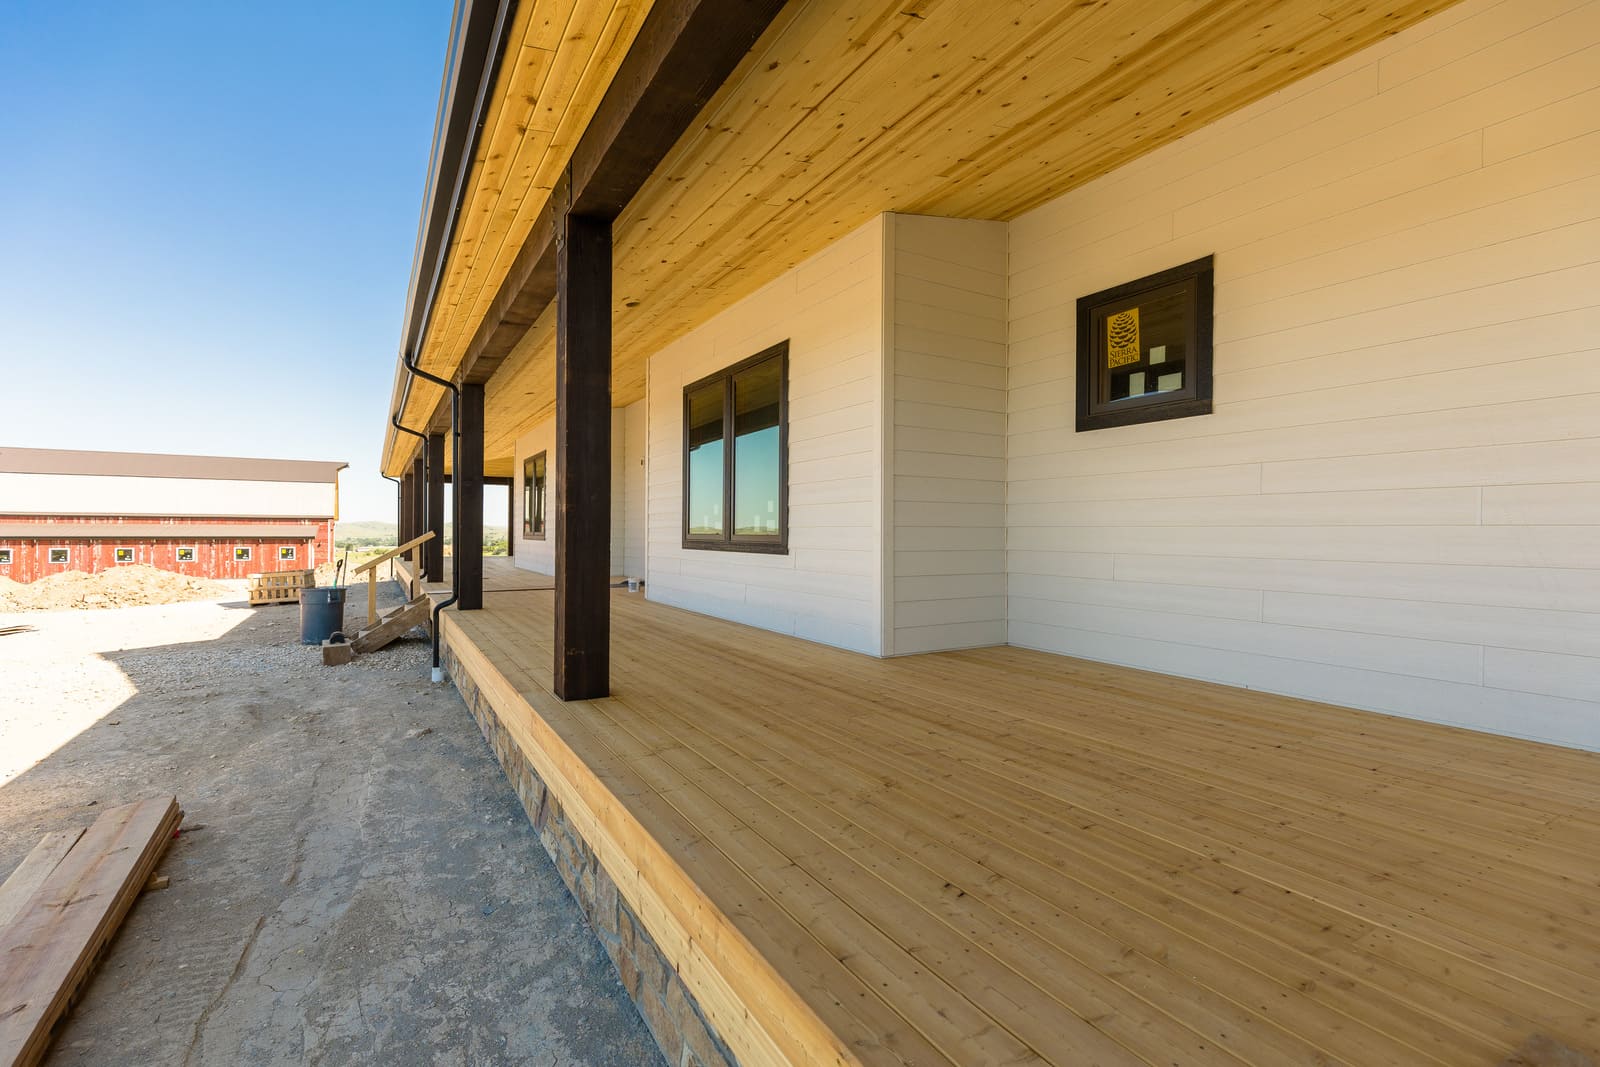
[0,2,472,522]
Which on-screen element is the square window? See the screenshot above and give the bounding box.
[115,547,134,564]
[1076,256,1214,431]
[279,546,297,561]
[49,548,69,564]
[176,547,196,562]
[523,452,547,539]
[682,341,788,553]
[0,548,10,566]
[234,546,252,562]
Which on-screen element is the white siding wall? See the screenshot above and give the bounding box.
[610,411,627,571]
[623,399,647,581]
[0,473,337,519]
[511,420,556,576]
[887,214,1009,654]
[511,408,632,577]
[1005,0,1600,748]
[646,218,886,655]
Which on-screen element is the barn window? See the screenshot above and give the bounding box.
[234,546,253,562]
[176,547,196,562]
[49,548,69,564]
[279,546,297,561]
[523,452,547,539]
[1077,256,1214,432]
[0,549,11,565]
[683,341,788,553]
[115,547,134,564]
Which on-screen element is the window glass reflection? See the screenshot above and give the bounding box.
[686,382,725,537]
[733,357,781,538]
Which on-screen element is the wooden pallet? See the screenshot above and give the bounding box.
[247,569,316,606]
[0,796,182,1067]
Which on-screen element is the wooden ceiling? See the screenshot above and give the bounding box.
[389,0,655,473]
[395,0,1458,477]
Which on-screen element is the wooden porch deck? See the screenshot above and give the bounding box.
[436,567,1600,1067]
[398,554,553,596]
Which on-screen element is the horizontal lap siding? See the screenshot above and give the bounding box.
[512,421,557,576]
[512,408,632,578]
[623,400,647,581]
[1005,0,1600,749]
[611,410,627,574]
[889,215,1009,655]
[0,517,331,582]
[646,219,885,654]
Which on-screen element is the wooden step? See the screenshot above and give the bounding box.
[351,595,431,654]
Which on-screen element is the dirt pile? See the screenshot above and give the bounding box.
[0,565,236,612]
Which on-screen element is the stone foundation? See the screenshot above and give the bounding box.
[441,640,742,1067]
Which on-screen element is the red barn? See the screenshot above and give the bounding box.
[0,448,346,583]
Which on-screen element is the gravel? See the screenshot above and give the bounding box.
[0,584,661,1066]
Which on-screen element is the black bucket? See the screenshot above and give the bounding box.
[299,587,347,645]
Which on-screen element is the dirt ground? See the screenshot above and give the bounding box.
[0,580,663,1066]
[0,565,234,612]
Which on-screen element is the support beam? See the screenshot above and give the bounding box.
[408,457,427,564]
[553,212,612,700]
[391,0,788,464]
[457,383,485,610]
[399,473,415,552]
[455,0,789,389]
[425,433,446,580]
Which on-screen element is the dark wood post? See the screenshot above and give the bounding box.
[457,383,485,609]
[425,432,446,580]
[399,473,415,549]
[554,211,611,700]
[409,455,427,564]
[506,477,515,557]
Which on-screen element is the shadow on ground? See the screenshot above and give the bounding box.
[0,581,663,1067]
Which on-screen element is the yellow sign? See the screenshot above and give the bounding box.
[1107,307,1140,368]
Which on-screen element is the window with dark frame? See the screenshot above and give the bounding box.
[49,548,69,564]
[1076,255,1214,432]
[234,546,252,562]
[279,546,297,561]
[115,547,134,563]
[176,547,196,562]
[683,341,788,553]
[0,549,11,565]
[523,451,547,539]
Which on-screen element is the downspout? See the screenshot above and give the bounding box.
[383,0,519,500]
[402,352,460,683]
[391,410,428,450]
[380,472,403,577]
[385,0,520,680]
[390,410,429,564]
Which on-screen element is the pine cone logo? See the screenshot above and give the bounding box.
[1106,307,1141,368]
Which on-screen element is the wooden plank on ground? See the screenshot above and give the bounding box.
[0,795,182,1067]
[0,829,86,930]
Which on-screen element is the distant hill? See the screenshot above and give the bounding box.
[335,520,508,550]
[335,520,397,545]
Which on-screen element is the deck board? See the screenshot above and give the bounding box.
[437,568,1600,1067]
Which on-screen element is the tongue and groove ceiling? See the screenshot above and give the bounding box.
[391,0,1460,478]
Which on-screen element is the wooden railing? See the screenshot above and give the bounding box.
[352,531,436,626]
